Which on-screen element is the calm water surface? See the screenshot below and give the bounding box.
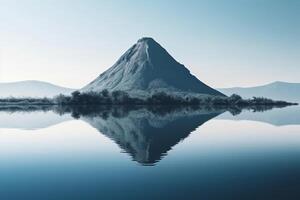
[0,106,300,200]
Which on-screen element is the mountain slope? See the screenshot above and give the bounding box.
[81,37,224,97]
[218,81,300,102]
[0,80,75,98]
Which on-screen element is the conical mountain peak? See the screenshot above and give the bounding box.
[136,37,162,50]
[81,37,224,97]
[137,37,156,43]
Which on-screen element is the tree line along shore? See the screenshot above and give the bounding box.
[0,90,297,106]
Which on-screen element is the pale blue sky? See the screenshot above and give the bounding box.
[0,0,299,88]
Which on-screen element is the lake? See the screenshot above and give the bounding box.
[0,105,300,200]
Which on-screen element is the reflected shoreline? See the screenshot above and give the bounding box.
[0,104,294,116]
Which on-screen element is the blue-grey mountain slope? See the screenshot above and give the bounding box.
[0,80,75,98]
[218,81,300,103]
[81,37,224,97]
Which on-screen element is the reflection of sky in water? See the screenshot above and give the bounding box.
[218,105,300,126]
[0,121,122,161]
[0,107,300,199]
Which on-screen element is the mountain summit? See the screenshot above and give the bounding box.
[82,37,224,96]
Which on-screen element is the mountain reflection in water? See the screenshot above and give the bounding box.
[83,107,223,165]
[55,105,225,165]
[0,105,296,165]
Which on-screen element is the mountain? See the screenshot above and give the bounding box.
[0,80,75,98]
[81,37,224,97]
[218,81,300,103]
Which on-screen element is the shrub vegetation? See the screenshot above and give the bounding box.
[0,90,297,106]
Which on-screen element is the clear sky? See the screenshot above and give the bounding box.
[0,0,299,88]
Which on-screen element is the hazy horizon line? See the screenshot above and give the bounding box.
[0,79,299,89]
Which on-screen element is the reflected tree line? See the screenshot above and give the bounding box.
[0,103,292,119]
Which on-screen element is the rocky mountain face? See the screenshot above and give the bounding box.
[81,37,224,97]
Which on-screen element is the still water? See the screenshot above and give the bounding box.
[0,106,300,200]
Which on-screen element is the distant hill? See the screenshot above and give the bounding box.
[0,80,75,98]
[218,81,300,103]
[81,37,224,97]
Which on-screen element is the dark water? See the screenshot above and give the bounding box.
[0,105,300,200]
